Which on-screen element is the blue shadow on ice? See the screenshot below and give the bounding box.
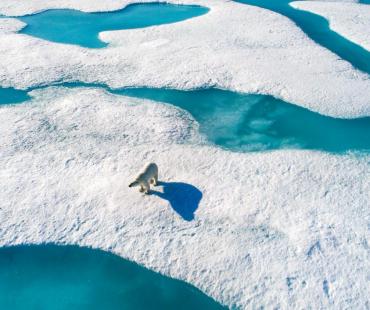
[151,182,202,221]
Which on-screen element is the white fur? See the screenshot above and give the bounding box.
[129,162,158,194]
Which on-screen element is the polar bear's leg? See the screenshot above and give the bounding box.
[143,181,150,194]
[153,174,158,186]
[150,177,157,186]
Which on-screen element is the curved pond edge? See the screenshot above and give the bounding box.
[0,243,225,309]
[236,0,370,75]
[1,82,369,154]
[1,3,209,48]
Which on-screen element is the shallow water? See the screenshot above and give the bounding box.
[236,0,370,74]
[15,4,208,48]
[116,87,370,153]
[2,84,369,153]
[0,244,224,310]
[0,87,31,105]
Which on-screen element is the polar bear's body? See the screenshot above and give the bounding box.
[129,162,158,194]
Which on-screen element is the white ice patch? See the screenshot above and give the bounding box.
[0,18,25,34]
[292,1,370,52]
[0,0,179,16]
[0,0,369,118]
[304,0,359,2]
[0,87,369,308]
[0,87,199,155]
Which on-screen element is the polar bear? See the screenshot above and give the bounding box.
[128,163,159,194]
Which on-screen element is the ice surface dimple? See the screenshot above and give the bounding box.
[323,279,330,298]
[286,276,296,291]
[306,241,322,258]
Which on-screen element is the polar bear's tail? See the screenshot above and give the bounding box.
[128,180,139,187]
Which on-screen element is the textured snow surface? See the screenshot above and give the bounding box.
[1,88,369,309]
[0,0,358,15]
[0,0,370,117]
[292,1,370,52]
[0,18,25,34]
[0,0,188,16]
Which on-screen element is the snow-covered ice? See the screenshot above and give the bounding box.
[0,18,25,34]
[0,0,189,16]
[0,87,369,308]
[0,0,370,117]
[292,1,370,52]
[0,0,359,16]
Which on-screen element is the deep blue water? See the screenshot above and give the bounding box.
[15,4,209,48]
[0,245,224,310]
[1,83,369,153]
[236,0,370,75]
